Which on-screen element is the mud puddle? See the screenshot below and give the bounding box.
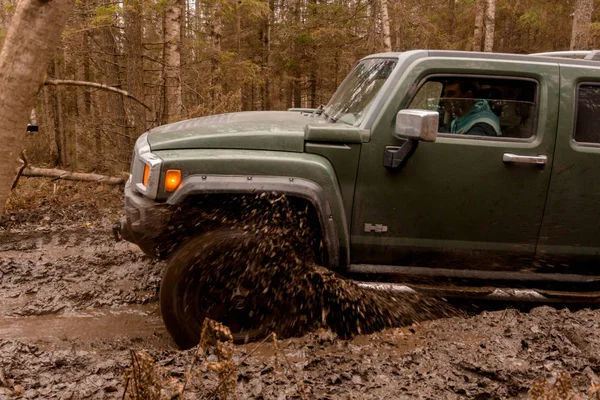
[0,305,167,345]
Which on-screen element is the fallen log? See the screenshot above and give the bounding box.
[21,166,126,185]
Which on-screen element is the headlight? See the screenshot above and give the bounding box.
[131,132,162,199]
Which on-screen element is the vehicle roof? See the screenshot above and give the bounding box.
[361,50,600,68]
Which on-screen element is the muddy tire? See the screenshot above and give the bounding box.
[160,229,277,349]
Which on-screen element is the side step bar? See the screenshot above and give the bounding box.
[355,282,600,303]
[348,264,600,284]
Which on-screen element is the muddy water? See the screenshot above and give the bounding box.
[0,212,172,352]
[2,202,600,398]
[0,305,166,344]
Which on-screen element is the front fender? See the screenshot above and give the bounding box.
[155,149,350,267]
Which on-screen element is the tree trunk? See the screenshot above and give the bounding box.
[367,0,378,53]
[293,69,302,108]
[0,0,75,215]
[264,0,275,110]
[163,0,183,123]
[483,0,496,52]
[446,0,455,36]
[286,77,293,110]
[472,0,484,51]
[49,58,66,167]
[380,0,392,52]
[570,0,594,50]
[74,32,91,169]
[101,22,128,171]
[292,0,302,108]
[207,0,223,109]
[42,86,56,165]
[308,0,318,108]
[124,0,146,146]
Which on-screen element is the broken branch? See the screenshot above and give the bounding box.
[44,79,152,111]
[11,150,29,190]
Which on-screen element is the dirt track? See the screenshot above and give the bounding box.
[2,181,600,399]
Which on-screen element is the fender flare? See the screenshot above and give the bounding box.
[166,175,344,267]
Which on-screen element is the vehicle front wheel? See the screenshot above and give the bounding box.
[160,229,280,348]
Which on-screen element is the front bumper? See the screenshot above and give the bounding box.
[115,178,174,257]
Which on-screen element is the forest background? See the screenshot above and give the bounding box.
[3,0,597,175]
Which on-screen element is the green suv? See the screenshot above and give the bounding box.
[116,49,600,348]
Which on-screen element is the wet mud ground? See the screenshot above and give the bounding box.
[2,181,600,399]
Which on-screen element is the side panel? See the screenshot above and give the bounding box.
[536,64,600,273]
[305,143,361,228]
[351,57,560,270]
[154,149,350,267]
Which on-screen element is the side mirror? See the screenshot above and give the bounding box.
[395,109,438,142]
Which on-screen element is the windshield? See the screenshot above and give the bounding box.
[323,58,397,126]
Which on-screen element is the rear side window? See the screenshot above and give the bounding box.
[574,84,600,144]
[408,76,538,140]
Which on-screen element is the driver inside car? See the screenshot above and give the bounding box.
[442,80,501,137]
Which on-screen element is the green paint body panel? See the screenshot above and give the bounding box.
[304,142,361,227]
[537,63,600,272]
[123,49,600,280]
[155,149,350,264]
[148,111,324,152]
[351,56,560,270]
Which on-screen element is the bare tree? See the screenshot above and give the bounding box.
[0,0,75,215]
[163,0,183,123]
[124,0,146,145]
[472,0,484,51]
[570,0,594,50]
[483,0,496,52]
[264,0,275,110]
[381,0,392,52]
[206,0,223,108]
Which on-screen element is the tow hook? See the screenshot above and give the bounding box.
[112,220,122,242]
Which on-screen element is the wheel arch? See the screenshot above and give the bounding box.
[165,175,348,268]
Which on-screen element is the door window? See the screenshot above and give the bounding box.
[408,76,538,140]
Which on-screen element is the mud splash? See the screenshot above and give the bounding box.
[161,193,458,346]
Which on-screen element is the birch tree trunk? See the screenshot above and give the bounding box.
[292,0,302,108]
[570,0,594,50]
[483,0,496,52]
[0,0,75,215]
[380,0,392,52]
[163,0,183,123]
[308,0,318,108]
[264,0,274,110]
[472,0,484,51]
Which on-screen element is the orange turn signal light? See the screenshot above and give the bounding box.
[165,169,181,192]
[143,164,150,186]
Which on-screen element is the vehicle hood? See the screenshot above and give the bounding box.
[147,111,324,152]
